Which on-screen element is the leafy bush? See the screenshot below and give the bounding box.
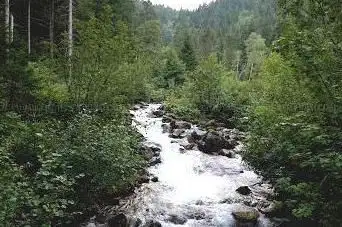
[165,86,201,121]
[165,55,247,126]
[0,108,144,226]
[244,53,342,226]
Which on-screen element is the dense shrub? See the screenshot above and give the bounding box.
[244,53,342,226]
[165,55,248,126]
[0,109,144,226]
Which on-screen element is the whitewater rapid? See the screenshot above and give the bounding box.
[127,104,274,227]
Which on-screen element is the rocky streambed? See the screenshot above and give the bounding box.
[85,103,284,227]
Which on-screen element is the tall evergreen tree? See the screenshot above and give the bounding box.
[180,34,197,71]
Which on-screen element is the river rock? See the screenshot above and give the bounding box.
[169,129,186,138]
[162,114,176,123]
[151,176,159,182]
[195,200,204,205]
[139,102,148,107]
[132,104,142,110]
[199,132,222,153]
[188,129,207,143]
[138,175,150,184]
[236,186,252,195]
[139,143,161,160]
[158,104,165,111]
[186,210,206,220]
[107,213,128,227]
[219,149,235,158]
[170,120,191,130]
[167,214,187,224]
[152,110,164,117]
[199,131,234,153]
[232,208,260,227]
[229,138,239,147]
[180,141,195,150]
[162,124,171,133]
[149,157,162,166]
[143,220,162,227]
[139,147,154,161]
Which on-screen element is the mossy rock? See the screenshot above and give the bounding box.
[232,208,260,223]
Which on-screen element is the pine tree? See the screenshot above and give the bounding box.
[180,34,197,71]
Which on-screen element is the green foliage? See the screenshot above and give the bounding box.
[154,47,185,88]
[166,55,245,125]
[28,61,69,103]
[165,86,201,121]
[240,2,342,225]
[245,51,342,225]
[187,55,224,113]
[0,109,144,226]
[180,35,198,71]
[1,1,153,226]
[244,32,267,80]
[1,44,36,105]
[136,20,162,56]
[72,6,152,105]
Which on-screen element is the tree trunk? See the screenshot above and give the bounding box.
[236,62,239,80]
[5,0,9,56]
[50,0,55,58]
[68,0,73,86]
[249,63,254,81]
[28,0,31,55]
[95,0,101,17]
[10,14,14,43]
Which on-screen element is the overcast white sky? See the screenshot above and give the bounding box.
[150,0,214,10]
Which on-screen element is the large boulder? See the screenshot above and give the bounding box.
[187,129,207,143]
[162,124,171,133]
[158,104,165,111]
[139,143,161,160]
[170,120,191,130]
[151,176,159,182]
[232,208,260,227]
[167,214,187,224]
[137,175,150,184]
[236,186,252,195]
[169,129,186,139]
[180,141,195,150]
[107,213,128,227]
[152,110,164,117]
[218,149,235,158]
[149,157,162,166]
[143,220,162,227]
[199,131,235,153]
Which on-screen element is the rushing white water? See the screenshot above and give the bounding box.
[127,104,274,227]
